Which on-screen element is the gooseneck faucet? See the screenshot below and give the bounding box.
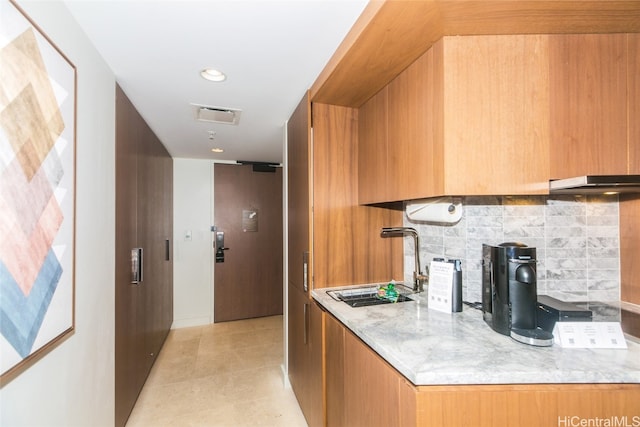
[381,227,428,292]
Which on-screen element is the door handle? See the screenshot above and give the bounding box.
[131,248,143,284]
[302,251,309,292]
[214,231,229,263]
[303,302,309,345]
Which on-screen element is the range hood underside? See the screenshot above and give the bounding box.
[549,175,640,194]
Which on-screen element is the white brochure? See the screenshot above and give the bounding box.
[552,322,627,349]
[427,260,454,313]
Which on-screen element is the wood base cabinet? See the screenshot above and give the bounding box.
[325,312,640,427]
[325,313,414,427]
[413,384,640,427]
[287,286,324,427]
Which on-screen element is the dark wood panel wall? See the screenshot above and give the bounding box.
[115,84,173,427]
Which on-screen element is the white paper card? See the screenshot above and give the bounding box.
[427,261,454,313]
[552,322,627,349]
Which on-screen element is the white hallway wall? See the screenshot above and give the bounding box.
[1,1,116,426]
[172,158,214,328]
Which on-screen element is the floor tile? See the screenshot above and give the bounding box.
[126,315,307,427]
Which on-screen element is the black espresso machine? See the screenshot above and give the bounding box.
[482,243,553,346]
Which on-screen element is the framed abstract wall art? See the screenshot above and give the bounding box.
[0,0,76,384]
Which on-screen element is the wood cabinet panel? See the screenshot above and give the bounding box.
[287,285,324,427]
[287,94,312,295]
[620,195,640,305]
[388,42,444,200]
[115,86,144,427]
[115,85,173,427]
[137,129,173,355]
[313,103,402,287]
[325,314,345,427]
[312,1,443,107]
[414,384,640,427]
[358,42,445,204]
[307,301,325,427]
[549,34,629,178]
[358,87,388,204]
[443,35,551,195]
[359,35,552,202]
[629,34,640,174]
[343,329,402,427]
[311,1,640,108]
[287,285,307,412]
[324,311,640,427]
[287,96,403,427]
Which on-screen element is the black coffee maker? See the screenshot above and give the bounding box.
[482,243,553,346]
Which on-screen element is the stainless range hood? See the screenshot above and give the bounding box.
[549,175,640,194]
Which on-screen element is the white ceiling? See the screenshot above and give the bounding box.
[64,0,368,163]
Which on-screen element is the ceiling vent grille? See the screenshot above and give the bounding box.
[192,104,242,125]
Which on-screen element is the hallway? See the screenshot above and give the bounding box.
[126,315,308,426]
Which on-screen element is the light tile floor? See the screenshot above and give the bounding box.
[126,315,308,427]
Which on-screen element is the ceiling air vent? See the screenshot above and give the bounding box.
[192,103,242,125]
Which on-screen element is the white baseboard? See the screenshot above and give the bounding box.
[281,364,292,389]
[171,316,211,329]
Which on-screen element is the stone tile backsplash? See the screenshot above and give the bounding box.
[402,195,621,303]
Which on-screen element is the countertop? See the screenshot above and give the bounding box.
[312,284,640,386]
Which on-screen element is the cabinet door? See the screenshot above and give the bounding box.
[287,285,307,411]
[326,314,405,427]
[443,35,551,195]
[115,86,173,427]
[549,34,629,178]
[629,34,640,174]
[287,94,311,294]
[343,329,402,427]
[287,286,324,427]
[115,87,145,427]
[325,314,345,427]
[307,301,325,427]
[143,133,173,356]
[388,43,444,200]
[358,86,389,204]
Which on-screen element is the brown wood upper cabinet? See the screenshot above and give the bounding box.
[549,34,638,179]
[359,33,640,204]
[630,35,640,173]
[359,46,443,204]
[359,35,551,204]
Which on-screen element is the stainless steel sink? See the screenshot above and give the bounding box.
[327,285,414,308]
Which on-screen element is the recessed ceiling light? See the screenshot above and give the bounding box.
[200,68,226,82]
[211,148,224,153]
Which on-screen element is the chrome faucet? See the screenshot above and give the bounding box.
[381,227,428,292]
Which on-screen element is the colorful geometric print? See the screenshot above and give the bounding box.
[0,250,62,358]
[1,22,71,364]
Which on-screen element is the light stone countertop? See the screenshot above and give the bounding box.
[312,284,640,386]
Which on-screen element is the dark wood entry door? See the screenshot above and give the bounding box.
[213,163,283,322]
